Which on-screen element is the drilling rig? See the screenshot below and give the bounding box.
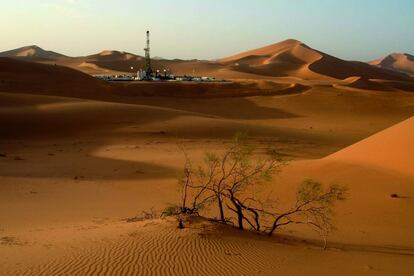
[143,30,153,79]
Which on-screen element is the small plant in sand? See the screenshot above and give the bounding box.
[169,133,348,247]
[126,207,158,222]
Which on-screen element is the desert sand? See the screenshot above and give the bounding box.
[1,44,414,275]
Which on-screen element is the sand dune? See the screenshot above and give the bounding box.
[0,45,67,61]
[93,50,141,60]
[219,40,413,81]
[0,57,110,98]
[223,39,414,80]
[327,116,414,177]
[273,117,414,248]
[219,39,325,79]
[79,51,144,74]
[2,44,413,86]
[370,53,414,77]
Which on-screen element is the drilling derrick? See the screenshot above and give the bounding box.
[144,30,153,78]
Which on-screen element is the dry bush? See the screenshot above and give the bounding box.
[174,133,348,245]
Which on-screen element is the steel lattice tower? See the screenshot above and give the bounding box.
[144,30,152,76]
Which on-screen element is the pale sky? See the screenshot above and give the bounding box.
[1,0,413,61]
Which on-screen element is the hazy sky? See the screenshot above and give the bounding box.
[1,0,413,61]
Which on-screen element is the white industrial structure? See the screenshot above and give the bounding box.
[93,31,222,83]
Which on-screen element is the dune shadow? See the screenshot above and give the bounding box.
[0,94,181,181]
[0,154,178,180]
[0,94,191,139]
[308,56,412,81]
[120,96,299,120]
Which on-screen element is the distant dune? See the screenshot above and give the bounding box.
[218,39,323,79]
[0,45,67,61]
[370,53,414,77]
[78,50,145,74]
[218,39,412,81]
[2,43,414,84]
[85,50,143,63]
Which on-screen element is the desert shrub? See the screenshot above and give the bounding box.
[174,133,348,246]
[161,205,181,217]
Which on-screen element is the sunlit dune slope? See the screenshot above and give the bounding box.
[272,116,414,247]
[326,116,414,176]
